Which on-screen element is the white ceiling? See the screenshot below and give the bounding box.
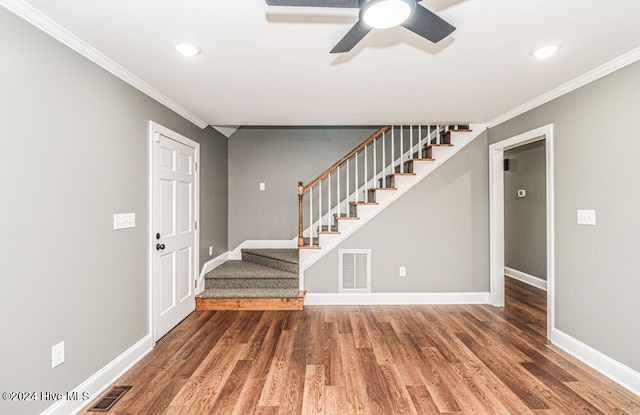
[10,0,640,127]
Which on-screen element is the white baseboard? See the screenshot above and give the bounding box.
[304,292,489,305]
[505,266,547,291]
[229,239,297,260]
[41,335,153,415]
[550,328,640,397]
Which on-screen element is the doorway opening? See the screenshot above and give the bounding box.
[489,124,554,339]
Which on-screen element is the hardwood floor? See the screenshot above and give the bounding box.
[80,277,640,414]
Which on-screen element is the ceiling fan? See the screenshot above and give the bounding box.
[265,0,456,53]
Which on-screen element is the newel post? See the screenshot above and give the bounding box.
[297,181,304,247]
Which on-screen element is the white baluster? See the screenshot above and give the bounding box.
[346,158,350,211]
[410,126,414,163]
[418,125,422,158]
[337,164,341,219]
[373,135,377,191]
[309,187,313,244]
[319,178,322,234]
[364,143,368,198]
[382,131,386,185]
[400,126,404,173]
[355,151,358,203]
[391,126,395,182]
[327,171,331,231]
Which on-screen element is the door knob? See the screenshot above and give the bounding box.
[156,243,165,251]
[156,233,161,240]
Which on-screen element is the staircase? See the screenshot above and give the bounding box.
[196,248,304,310]
[196,124,486,310]
[298,124,484,272]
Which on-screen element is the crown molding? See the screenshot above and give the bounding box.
[211,125,239,138]
[1,0,209,129]
[486,46,640,128]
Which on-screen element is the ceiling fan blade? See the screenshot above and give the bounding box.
[265,0,359,8]
[330,20,372,53]
[401,5,455,43]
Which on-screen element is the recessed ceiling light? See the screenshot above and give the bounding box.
[362,0,414,29]
[173,42,201,57]
[532,45,560,58]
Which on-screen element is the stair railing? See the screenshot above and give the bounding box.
[297,125,467,248]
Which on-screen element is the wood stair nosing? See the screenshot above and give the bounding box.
[196,290,305,311]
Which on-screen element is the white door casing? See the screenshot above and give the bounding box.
[488,124,554,339]
[150,122,199,342]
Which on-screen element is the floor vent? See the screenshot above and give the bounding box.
[339,249,371,292]
[87,385,132,412]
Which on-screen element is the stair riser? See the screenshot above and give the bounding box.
[241,252,298,274]
[206,278,298,290]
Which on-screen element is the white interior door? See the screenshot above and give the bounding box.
[152,123,199,342]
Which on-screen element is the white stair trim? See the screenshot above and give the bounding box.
[229,239,297,260]
[300,125,487,271]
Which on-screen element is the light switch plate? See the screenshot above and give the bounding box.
[517,189,526,198]
[113,213,136,230]
[399,266,406,277]
[577,209,596,226]
[259,182,266,191]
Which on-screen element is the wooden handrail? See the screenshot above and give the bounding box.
[302,126,390,192]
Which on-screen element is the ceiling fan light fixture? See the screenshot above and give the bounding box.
[362,0,413,29]
[173,42,201,57]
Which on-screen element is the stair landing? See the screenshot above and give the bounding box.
[197,248,303,311]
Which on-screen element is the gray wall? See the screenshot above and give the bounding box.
[504,140,547,279]
[228,127,377,249]
[305,131,489,293]
[489,60,640,373]
[0,8,227,415]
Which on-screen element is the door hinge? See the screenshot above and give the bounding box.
[195,162,198,171]
[195,221,198,230]
[153,132,160,142]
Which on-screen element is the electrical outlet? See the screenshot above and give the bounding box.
[209,246,213,256]
[399,266,406,277]
[52,341,65,368]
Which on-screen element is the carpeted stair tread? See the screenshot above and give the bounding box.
[241,248,299,273]
[206,277,298,290]
[241,248,298,264]
[200,287,300,299]
[205,260,297,280]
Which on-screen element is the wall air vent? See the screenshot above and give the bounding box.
[339,249,371,292]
